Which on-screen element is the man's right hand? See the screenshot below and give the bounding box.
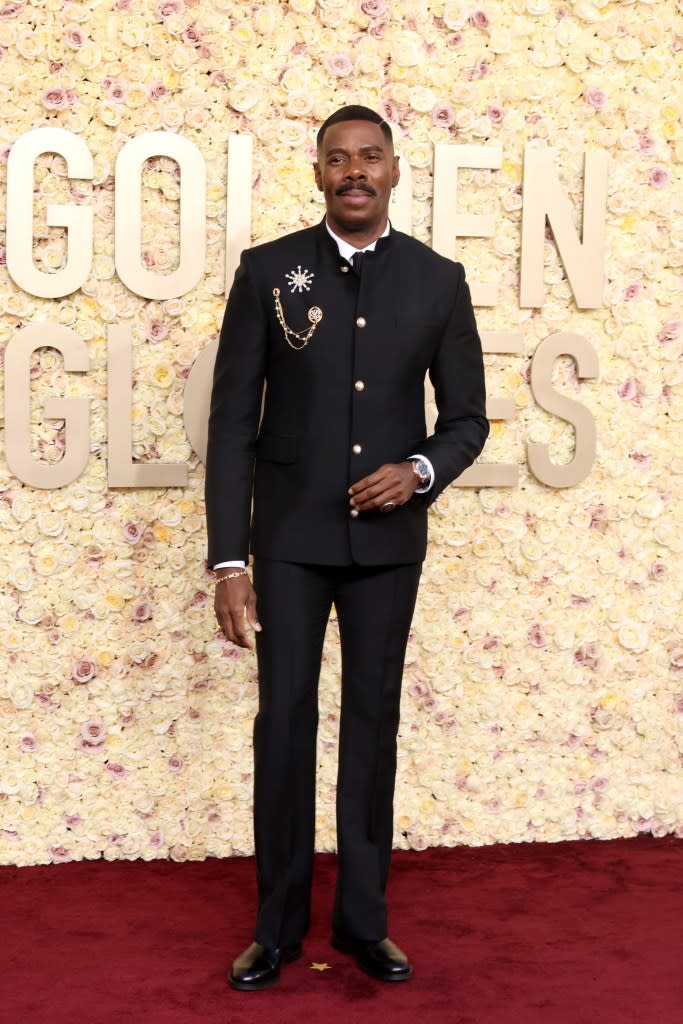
[214,572,261,649]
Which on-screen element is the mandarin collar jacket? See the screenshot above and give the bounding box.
[205,218,489,567]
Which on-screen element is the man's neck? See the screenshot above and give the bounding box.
[325,214,390,251]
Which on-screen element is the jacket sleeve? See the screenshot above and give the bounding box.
[415,264,489,504]
[204,251,267,566]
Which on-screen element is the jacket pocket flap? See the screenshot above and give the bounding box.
[255,433,297,463]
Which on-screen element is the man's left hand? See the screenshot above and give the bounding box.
[349,461,418,513]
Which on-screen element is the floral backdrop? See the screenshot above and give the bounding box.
[0,0,681,866]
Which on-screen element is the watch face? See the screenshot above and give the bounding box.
[414,459,430,484]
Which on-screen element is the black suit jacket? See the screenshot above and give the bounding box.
[205,219,489,567]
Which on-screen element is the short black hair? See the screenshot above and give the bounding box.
[316,105,393,151]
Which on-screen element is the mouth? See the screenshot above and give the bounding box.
[336,184,376,199]
[337,188,375,207]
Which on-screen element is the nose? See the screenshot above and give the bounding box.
[345,155,366,179]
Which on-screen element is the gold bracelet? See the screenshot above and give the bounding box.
[215,569,248,586]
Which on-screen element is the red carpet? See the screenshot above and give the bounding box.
[2,837,681,1024]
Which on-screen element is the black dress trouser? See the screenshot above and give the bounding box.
[250,558,423,949]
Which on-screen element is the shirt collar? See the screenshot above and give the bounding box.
[325,219,391,263]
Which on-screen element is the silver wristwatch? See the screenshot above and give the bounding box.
[410,458,431,487]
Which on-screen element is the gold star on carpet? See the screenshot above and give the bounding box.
[310,961,332,972]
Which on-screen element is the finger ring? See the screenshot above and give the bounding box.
[381,501,396,513]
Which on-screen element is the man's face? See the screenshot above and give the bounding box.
[313,119,400,239]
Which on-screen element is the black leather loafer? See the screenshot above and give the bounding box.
[332,934,413,982]
[228,940,303,991]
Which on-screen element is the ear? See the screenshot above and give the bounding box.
[313,161,323,192]
[391,155,400,189]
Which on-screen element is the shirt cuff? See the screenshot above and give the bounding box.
[213,560,246,570]
[408,454,435,493]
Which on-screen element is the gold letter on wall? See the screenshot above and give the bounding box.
[6,128,93,299]
[432,143,503,307]
[456,331,524,488]
[5,324,90,488]
[107,324,188,487]
[520,146,608,309]
[225,133,253,294]
[114,132,206,300]
[528,332,599,487]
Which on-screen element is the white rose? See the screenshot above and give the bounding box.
[390,31,423,67]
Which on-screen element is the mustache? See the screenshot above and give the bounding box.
[335,182,377,197]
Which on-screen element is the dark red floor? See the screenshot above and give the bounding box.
[2,836,682,1024]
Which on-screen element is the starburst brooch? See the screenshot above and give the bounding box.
[285,265,315,293]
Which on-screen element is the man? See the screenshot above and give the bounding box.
[205,105,489,991]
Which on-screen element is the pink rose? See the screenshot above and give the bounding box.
[527,623,547,647]
[80,719,107,745]
[658,319,681,343]
[42,87,71,111]
[65,26,86,49]
[65,814,82,828]
[106,762,127,777]
[20,735,38,752]
[622,280,643,301]
[618,377,643,403]
[50,847,73,864]
[487,104,505,124]
[106,79,127,102]
[122,521,143,544]
[467,59,489,80]
[469,10,490,30]
[36,690,58,709]
[447,31,463,47]
[584,87,607,111]
[368,18,388,38]
[360,0,387,15]
[133,602,152,622]
[168,755,184,772]
[325,54,353,77]
[408,680,430,699]
[182,24,201,46]
[156,0,185,18]
[145,319,169,341]
[649,562,667,581]
[0,3,22,18]
[148,80,168,101]
[432,102,455,128]
[648,166,669,189]
[71,657,97,684]
[114,0,131,9]
[638,131,656,155]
